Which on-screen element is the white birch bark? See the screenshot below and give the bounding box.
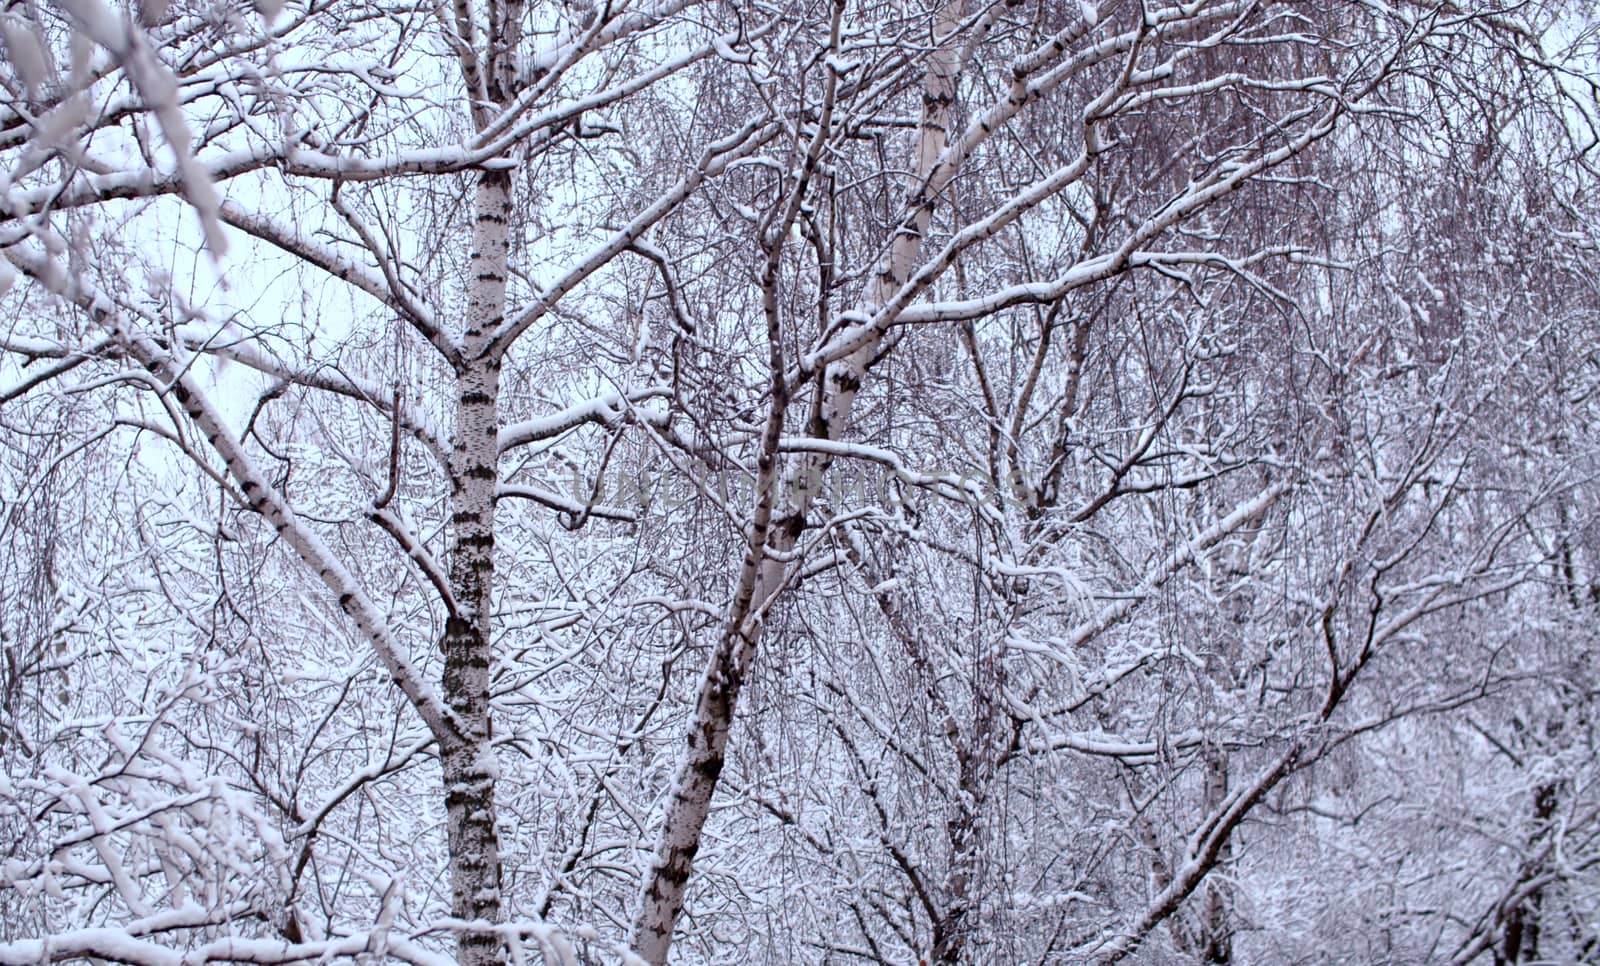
[430,0,525,943]
[436,168,515,966]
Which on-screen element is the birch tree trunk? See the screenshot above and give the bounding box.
[630,2,969,960]
[437,167,516,966]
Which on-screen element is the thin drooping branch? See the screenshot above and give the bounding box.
[2,246,458,743]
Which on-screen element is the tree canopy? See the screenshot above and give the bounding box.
[2,0,1599,962]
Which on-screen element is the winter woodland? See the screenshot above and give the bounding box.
[2,0,1599,961]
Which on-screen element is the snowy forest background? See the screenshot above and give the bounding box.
[2,0,1599,962]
